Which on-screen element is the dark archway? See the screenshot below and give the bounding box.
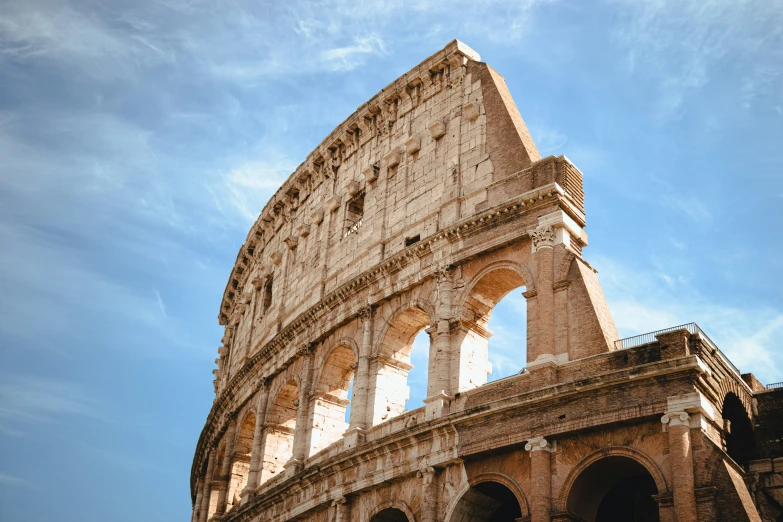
[723,392,757,465]
[450,481,524,522]
[567,456,659,522]
[370,507,409,522]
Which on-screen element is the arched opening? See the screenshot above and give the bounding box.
[370,507,410,522]
[227,412,255,508]
[722,392,757,465]
[309,344,355,455]
[259,380,298,484]
[263,277,273,313]
[407,329,431,411]
[567,456,659,522]
[450,481,524,522]
[457,266,527,391]
[369,306,431,426]
[208,440,227,519]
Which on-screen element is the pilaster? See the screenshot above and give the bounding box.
[661,411,698,522]
[526,436,555,522]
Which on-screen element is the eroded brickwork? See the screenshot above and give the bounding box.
[192,40,774,522]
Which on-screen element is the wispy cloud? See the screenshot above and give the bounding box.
[0,375,100,425]
[0,473,27,487]
[612,0,783,119]
[594,255,783,383]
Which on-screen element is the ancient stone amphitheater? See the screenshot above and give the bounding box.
[191,41,782,522]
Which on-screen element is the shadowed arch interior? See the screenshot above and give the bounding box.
[449,481,523,522]
[723,392,757,465]
[309,344,355,455]
[259,380,298,484]
[464,267,527,327]
[567,455,659,522]
[370,507,410,522]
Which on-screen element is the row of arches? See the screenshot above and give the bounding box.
[365,453,664,522]
[202,263,532,518]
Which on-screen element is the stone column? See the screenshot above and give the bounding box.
[419,466,438,522]
[530,225,556,363]
[349,306,373,433]
[288,346,314,472]
[426,265,454,420]
[333,496,351,522]
[214,418,238,517]
[242,379,270,501]
[526,436,554,522]
[198,449,215,522]
[661,412,697,522]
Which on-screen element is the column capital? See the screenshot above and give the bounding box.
[435,263,456,282]
[331,495,347,506]
[525,436,555,453]
[358,305,374,323]
[661,411,691,428]
[531,225,557,252]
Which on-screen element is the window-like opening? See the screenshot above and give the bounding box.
[486,287,527,382]
[227,412,255,509]
[259,380,297,484]
[344,192,364,237]
[369,307,430,426]
[723,392,757,465]
[449,481,524,522]
[262,277,273,312]
[406,330,430,411]
[309,345,355,455]
[370,508,409,522]
[405,235,420,247]
[457,267,527,391]
[567,456,659,522]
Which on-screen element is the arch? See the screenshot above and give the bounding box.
[227,411,256,507]
[373,300,436,358]
[308,343,357,455]
[444,472,530,522]
[259,379,298,484]
[367,500,416,522]
[717,376,753,421]
[722,392,757,465]
[369,303,433,426]
[458,260,534,311]
[556,446,668,512]
[452,260,529,391]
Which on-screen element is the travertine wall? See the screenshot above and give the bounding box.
[192,40,770,522]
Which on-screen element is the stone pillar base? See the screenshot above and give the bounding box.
[424,392,453,421]
[343,427,367,450]
[239,486,254,506]
[283,458,304,478]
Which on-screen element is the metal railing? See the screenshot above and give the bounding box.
[615,322,740,376]
[766,382,783,390]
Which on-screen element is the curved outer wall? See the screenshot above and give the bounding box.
[191,41,765,522]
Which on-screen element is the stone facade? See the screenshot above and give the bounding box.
[191,40,778,522]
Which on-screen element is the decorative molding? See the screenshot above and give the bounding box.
[661,411,690,428]
[524,436,555,453]
[531,225,557,251]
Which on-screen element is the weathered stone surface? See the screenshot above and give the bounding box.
[191,40,774,522]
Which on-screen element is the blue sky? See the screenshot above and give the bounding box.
[1,0,782,520]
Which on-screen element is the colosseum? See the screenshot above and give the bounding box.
[191,40,783,522]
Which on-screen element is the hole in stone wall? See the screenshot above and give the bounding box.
[259,380,298,485]
[344,192,365,237]
[723,392,757,465]
[405,235,420,247]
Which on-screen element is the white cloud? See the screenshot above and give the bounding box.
[0,473,27,487]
